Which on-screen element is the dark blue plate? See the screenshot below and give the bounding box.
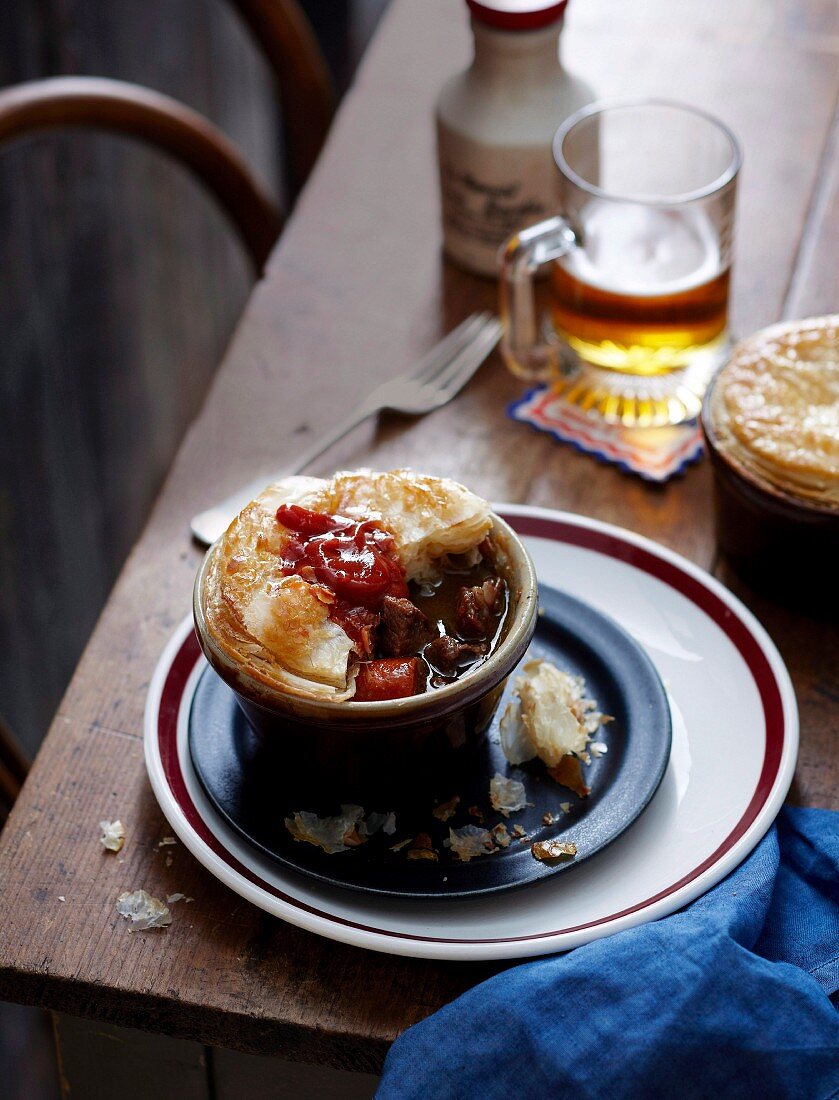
[188,584,672,899]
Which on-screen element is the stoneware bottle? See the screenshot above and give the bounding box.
[436,0,595,277]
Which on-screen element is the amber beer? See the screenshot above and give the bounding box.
[550,203,730,377]
[499,101,740,424]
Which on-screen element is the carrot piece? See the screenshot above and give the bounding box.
[353,657,423,702]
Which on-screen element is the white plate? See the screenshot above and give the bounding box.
[144,507,797,961]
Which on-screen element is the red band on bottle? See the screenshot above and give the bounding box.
[466,0,568,31]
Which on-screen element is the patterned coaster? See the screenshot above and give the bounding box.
[508,385,705,483]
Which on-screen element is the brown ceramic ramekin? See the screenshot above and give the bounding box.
[193,515,538,799]
[702,375,839,612]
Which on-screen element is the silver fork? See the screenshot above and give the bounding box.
[190,311,503,545]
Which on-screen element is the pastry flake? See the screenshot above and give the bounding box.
[489,773,527,817]
[501,659,611,770]
[445,824,494,862]
[99,820,125,853]
[115,890,172,930]
[285,806,367,854]
[531,839,577,863]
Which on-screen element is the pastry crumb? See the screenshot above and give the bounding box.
[548,757,590,798]
[432,796,460,822]
[115,889,172,930]
[445,824,494,862]
[500,659,611,769]
[531,839,577,863]
[100,820,125,853]
[285,806,367,854]
[489,773,527,817]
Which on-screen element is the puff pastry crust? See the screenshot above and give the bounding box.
[712,315,839,507]
[202,469,493,699]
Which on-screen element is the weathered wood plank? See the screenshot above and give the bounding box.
[0,717,496,1068]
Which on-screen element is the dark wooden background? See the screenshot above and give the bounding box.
[0,0,385,762]
[0,5,385,1099]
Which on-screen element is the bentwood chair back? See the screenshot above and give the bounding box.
[0,0,336,817]
[0,77,283,271]
[0,76,282,823]
[225,0,336,198]
[0,718,29,826]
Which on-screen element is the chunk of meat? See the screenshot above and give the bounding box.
[379,595,434,657]
[456,577,505,639]
[353,657,424,701]
[424,635,484,675]
[331,605,380,660]
[477,535,497,566]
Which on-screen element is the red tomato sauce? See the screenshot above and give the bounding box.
[276,503,407,661]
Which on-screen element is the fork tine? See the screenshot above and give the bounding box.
[428,318,502,396]
[409,312,490,383]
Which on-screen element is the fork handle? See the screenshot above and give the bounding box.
[285,399,379,477]
[190,399,379,546]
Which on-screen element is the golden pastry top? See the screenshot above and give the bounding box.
[709,315,839,508]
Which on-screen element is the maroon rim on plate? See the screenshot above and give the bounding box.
[155,513,786,944]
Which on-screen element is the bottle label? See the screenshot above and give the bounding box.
[438,126,559,276]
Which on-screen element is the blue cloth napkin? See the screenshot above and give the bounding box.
[377,807,839,1099]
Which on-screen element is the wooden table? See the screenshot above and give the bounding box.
[1,1,837,1094]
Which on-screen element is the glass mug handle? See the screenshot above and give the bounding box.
[499,215,578,382]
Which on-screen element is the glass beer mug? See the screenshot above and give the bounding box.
[500,99,741,427]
